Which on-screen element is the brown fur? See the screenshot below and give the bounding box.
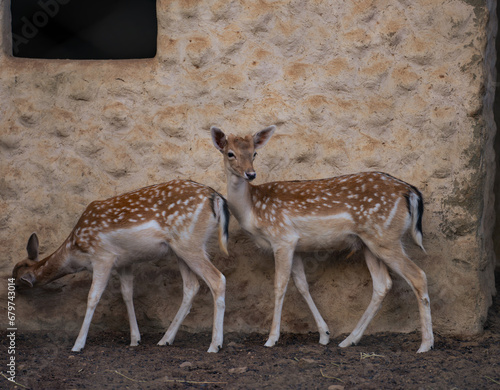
[211,125,433,353]
[12,180,228,353]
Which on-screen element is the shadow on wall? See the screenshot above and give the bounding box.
[494,1,500,269]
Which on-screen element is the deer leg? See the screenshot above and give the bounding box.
[117,266,141,347]
[72,261,114,352]
[372,243,434,353]
[265,246,295,348]
[339,247,392,348]
[291,254,330,345]
[173,247,226,353]
[158,257,200,347]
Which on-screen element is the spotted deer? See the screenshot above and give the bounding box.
[12,180,229,353]
[211,125,433,353]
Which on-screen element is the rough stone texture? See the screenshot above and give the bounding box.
[493,0,500,266]
[0,0,496,341]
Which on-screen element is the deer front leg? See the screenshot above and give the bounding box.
[72,261,113,352]
[339,248,392,348]
[158,257,200,347]
[292,254,330,345]
[118,266,141,347]
[265,246,295,348]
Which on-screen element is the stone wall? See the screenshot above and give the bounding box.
[0,0,497,342]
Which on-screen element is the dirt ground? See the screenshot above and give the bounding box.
[2,271,499,390]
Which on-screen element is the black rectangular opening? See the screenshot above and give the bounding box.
[11,0,157,60]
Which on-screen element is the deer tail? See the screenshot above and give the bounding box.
[407,187,426,253]
[212,193,230,256]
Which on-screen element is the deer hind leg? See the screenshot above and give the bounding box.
[117,266,141,346]
[265,246,295,348]
[371,243,433,353]
[292,254,330,345]
[173,247,226,353]
[72,259,114,352]
[339,247,392,348]
[158,257,200,347]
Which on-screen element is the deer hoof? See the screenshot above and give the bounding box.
[207,344,220,353]
[264,339,277,348]
[338,339,354,348]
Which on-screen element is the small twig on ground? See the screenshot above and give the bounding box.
[106,369,227,385]
[106,370,148,383]
[1,372,29,389]
[360,352,385,360]
[484,376,500,385]
[320,368,344,382]
[163,378,228,385]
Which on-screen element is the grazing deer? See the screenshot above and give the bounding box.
[12,180,229,353]
[211,125,433,353]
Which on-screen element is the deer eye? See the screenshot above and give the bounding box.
[253,152,258,159]
[227,151,236,159]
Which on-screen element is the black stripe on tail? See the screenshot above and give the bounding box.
[404,184,424,236]
[209,191,230,239]
[220,196,230,241]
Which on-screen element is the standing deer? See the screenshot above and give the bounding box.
[211,125,433,353]
[12,180,229,353]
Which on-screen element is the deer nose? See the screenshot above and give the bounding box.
[245,171,257,181]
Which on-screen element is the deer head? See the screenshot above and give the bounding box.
[211,125,275,181]
[12,233,41,288]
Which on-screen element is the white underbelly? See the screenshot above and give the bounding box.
[296,231,359,252]
[98,222,171,266]
[293,212,358,252]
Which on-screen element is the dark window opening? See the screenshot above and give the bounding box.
[11,0,157,60]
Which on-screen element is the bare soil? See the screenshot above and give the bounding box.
[2,271,499,390]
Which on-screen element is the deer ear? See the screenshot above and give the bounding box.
[27,233,40,261]
[211,127,227,153]
[20,272,36,288]
[253,125,275,150]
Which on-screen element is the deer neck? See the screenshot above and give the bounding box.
[33,240,81,285]
[226,173,255,230]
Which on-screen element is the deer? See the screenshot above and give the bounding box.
[12,179,229,353]
[211,125,433,353]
